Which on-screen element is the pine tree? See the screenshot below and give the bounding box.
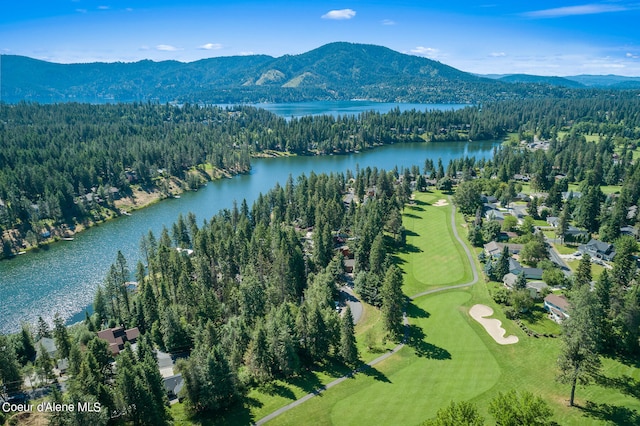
[53,313,72,360]
[557,286,602,406]
[16,324,37,365]
[495,246,511,281]
[514,272,527,290]
[36,315,51,340]
[0,334,23,393]
[572,254,592,290]
[339,305,359,365]
[381,265,404,339]
[180,345,239,413]
[244,323,272,383]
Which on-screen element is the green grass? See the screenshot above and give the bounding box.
[399,190,473,296]
[519,305,563,335]
[553,243,578,255]
[354,301,397,363]
[273,281,640,425]
[567,183,622,195]
[271,290,504,426]
[565,259,607,280]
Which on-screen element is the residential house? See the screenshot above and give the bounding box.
[342,192,355,207]
[508,258,543,280]
[526,281,549,299]
[164,374,184,401]
[484,241,524,258]
[562,191,582,201]
[503,273,518,289]
[620,226,639,240]
[484,207,505,222]
[578,239,616,261]
[544,294,570,323]
[344,258,355,274]
[546,216,560,228]
[97,326,140,355]
[565,226,588,239]
[108,187,121,200]
[36,337,58,359]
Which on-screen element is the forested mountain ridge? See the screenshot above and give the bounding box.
[0,42,610,104]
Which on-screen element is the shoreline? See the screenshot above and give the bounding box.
[0,165,246,262]
[1,138,497,262]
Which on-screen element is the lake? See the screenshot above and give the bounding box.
[247,100,470,118]
[0,102,495,334]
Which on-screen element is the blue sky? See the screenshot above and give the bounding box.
[2,1,640,76]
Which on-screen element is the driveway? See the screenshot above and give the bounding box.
[339,285,363,325]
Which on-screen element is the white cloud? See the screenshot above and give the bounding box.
[627,52,640,59]
[75,9,87,13]
[381,19,396,26]
[98,5,110,10]
[522,4,627,19]
[410,46,441,59]
[238,51,255,56]
[199,43,223,50]
[156,44,180,52]
[322,9,356,20]
[490,52,507,57]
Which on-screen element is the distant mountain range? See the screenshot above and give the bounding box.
[482,73,640,89]
[1,42,638,104]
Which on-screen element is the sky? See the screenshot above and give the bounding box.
[1,0,640,76]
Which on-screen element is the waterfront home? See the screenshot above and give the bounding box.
[97,326,140,355]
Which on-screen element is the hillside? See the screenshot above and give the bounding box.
[0,42,587,104]
[497,74,585,88]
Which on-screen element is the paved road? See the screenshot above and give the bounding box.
[253,197,482,425]
[544,237,572,277]
[340,285,363,324]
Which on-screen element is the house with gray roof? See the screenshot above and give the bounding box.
[578,239,616,261]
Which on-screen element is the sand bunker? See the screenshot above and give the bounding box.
[433,199,449,207]
[469,304,519,345]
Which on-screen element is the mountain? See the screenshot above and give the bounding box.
[496,74,585,88]
[482,73,640,89]
[0,42,609,104]
[564,74,640,89]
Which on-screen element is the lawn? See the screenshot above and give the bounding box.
[398,190,473,297]
[565,259,607,280]
[553,243,579,255]
[272,283,640,426]
[354,301,398,363]
[271,290,503,426]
